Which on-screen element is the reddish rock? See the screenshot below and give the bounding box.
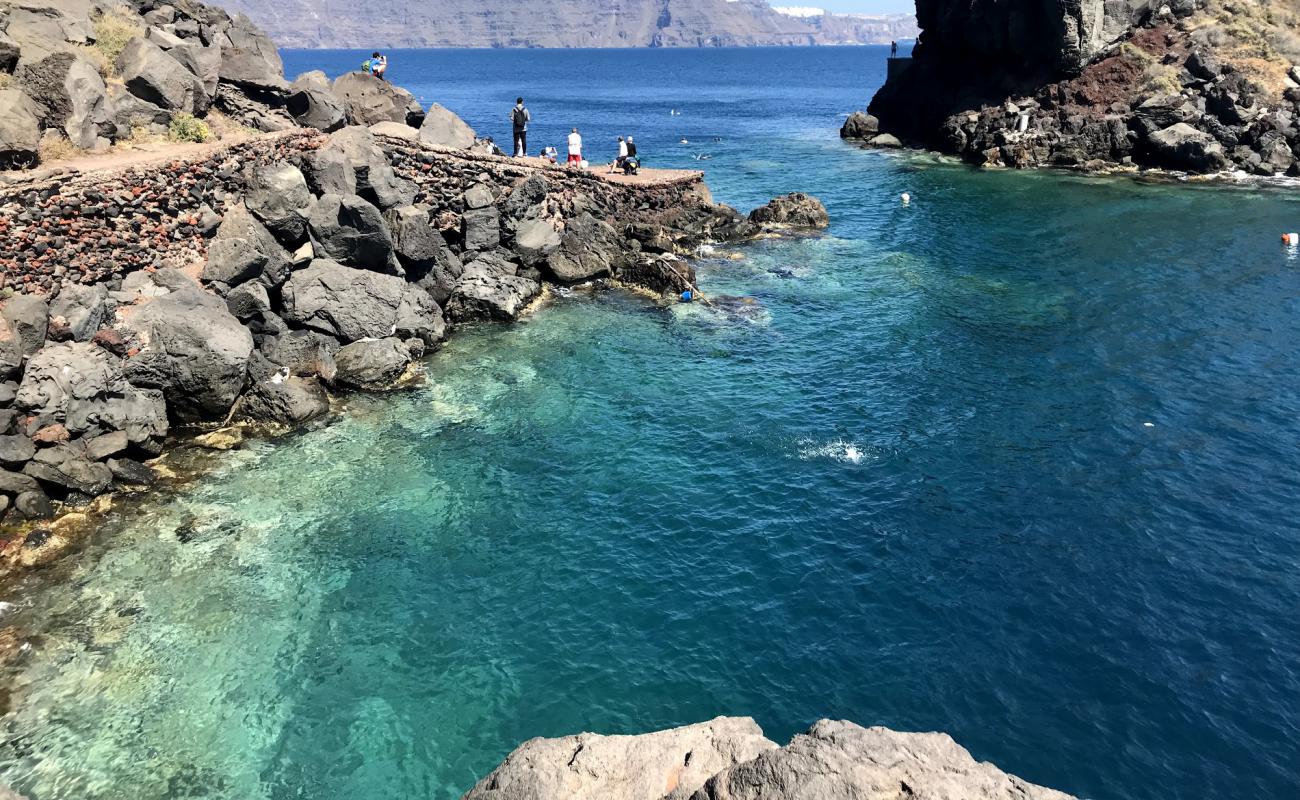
[32,424,69,444]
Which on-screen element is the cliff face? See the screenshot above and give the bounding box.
[870,0,1155,142]
[218,0,917,49]
[864,0,1300,176]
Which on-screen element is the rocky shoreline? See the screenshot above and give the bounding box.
[845,0,1300,178]
[0,0,839,578]
[0,123,831,577]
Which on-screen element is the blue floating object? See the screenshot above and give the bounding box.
[681,290,693,302]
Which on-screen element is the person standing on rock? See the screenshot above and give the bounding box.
[511,98,531,157]
[890,41,897,58]
[567,128,583,167]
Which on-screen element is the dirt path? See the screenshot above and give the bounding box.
[0,130,286,185]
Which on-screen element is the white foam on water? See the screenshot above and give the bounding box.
[797,438,870,464]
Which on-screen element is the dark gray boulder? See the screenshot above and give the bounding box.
[260,330,338,382]
[1147,123,1228,172]
[0,435,35,467]
[120,287,255,421]
[15,342,169,444]
[107,457,155,486]
[48,283,107,342]
[514,218,562,267]
[385,205,464,304]
[308,193,395,269]
[418,102,477,148]
[0,469,41,496]
[287,70,346,132]
[214,14,286,92]
[83,431,128,462]
[281,258,442,343]
[13,489,54,519]
[245,162,312,243]
[116,36,208,113]
[462,206,501,252]
[213,203,293,288]
[396,284,447,346]
[1,294,49,359]
[334,338,411,389]
[544,213,622,283]
[203,236,268,286]
[24,456,113,496]
[748,193,830,228]
[224,281,272,320]
[16,51,112,150]
[235,354,330,424]
[446,256,540,322]
[308,126,416,210]
[0,88,41,168]
[332,71,424,127]
[503,174,549,220]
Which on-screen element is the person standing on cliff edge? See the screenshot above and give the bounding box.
[511,98,531,157]
[890,41,897,58]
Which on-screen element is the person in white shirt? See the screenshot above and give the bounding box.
[609,136,628,173]
[567,128,583,166]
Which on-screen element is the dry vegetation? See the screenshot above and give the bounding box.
[84,7,143,80]
[38,135,84,163]
[1191,0,1300,94]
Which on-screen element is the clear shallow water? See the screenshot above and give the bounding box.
[2,47,1300,800]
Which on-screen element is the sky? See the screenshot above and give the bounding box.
[775,0,915,14]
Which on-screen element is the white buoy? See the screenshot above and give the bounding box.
[901,192,911,205]
[1283,232,1299,246]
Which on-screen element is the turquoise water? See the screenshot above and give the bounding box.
[3,47,1300,800]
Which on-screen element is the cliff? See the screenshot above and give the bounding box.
[218,0,917,49]
[460,716,1075,800]
[856,0,1300,176]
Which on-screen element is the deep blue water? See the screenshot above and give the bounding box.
[2,46,1299,800]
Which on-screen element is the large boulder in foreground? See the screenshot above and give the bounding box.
[543,213,623,283]
[462,717,777,800]
[307,193,395,269]
[287,70,346,132]
[747,193,829,229]
[693,720,1075,800]
[281,259,445,344]
[332,72,424,127]
[115,36,208,114]
[446,255,540,322]
[418,103,477,149]
[15,342,168,443]
[462,718,1076,800]
[333,338,412,389]
[306,126,417,210]
[120,287,255,421]
[1146,123,1228,173]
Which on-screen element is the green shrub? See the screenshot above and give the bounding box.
[168,113,212,143]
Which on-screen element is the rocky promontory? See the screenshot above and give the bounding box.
[461,716,1074,800]
[849,0,1300,176]
[0,0,836,574]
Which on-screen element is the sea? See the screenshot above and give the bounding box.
[1,45,1298,800]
